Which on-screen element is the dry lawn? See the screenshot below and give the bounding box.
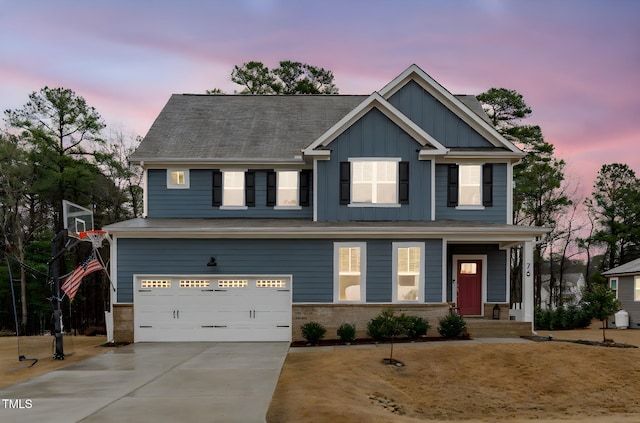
[268,326,640,423]
[0,335,108,389]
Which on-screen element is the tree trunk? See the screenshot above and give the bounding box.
[17,238,28,333]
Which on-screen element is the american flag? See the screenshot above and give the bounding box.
[61,254,104,302]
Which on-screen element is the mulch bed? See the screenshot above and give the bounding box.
[290,334,471,348]
[524,335,638,348]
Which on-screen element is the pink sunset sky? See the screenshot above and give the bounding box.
[1,0,638,198]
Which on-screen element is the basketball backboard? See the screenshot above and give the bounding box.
[62,200,94,238]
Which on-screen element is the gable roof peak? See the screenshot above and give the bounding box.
[379,64,523,155]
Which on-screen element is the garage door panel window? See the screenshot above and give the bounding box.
[218,279,248,288]
[141,280,172,288]
[334,242,366,302]
[180,280,210,288]
[256,279,287,288]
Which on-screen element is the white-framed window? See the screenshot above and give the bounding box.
[167,169,190,189]
[277,170,299,208]
[350,159,399,206]
[635,276,640,301]
[459,164,482,206]
[392,242,424,302]
[334,242,366,302]
[222,171,245,207]
[610,278,618,299]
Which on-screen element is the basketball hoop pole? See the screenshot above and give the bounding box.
[49,229,80,360]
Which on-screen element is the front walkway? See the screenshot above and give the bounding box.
[0,342,289,423]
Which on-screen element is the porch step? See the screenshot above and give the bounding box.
[464,319,532,338]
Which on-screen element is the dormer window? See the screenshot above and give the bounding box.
[167,169,189,189]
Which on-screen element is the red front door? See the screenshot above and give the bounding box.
[457,260,482,316]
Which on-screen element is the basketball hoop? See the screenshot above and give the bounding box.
[78,230,109,249]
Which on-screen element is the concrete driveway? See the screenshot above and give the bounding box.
[0,342,289,423]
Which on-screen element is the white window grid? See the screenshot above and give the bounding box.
[218,279,248,288]
[180,280,211,288]
[256,279,287,288]
[141,280,172,288]
[351,160,398,204]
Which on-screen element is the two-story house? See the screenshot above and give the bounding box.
[104,65,547,343]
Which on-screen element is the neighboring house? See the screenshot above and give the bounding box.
[104,64,548,343]
[540,273,586,308]
[602,258,640,328]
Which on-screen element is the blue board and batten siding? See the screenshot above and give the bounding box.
[316,108,432,222]
[435,163,508,223]
[147,169,313,219]
[116,238,443,304]
[388,80,493,148]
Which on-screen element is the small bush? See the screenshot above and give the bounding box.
[301,321,326,344]
[403,315,430,339]
[337,323,356,343]
[437,313,466,338]
[367,308,408,342]
[367,310,392,342]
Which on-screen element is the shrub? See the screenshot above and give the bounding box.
[337,323,356,343]
[535,304,592,331]
[301,321,326,344]
[403,315,430,340]
[367,309,394,342]
[437,313,466,338]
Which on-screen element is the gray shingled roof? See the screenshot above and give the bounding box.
[455,95,493,125]
[130,95,367,163]
[602,258,640,276]
[130,93,493,163]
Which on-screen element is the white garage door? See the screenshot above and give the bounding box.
[134,275,292,342]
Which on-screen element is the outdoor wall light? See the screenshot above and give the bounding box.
[207,257,217,267]
[492,304,501,320]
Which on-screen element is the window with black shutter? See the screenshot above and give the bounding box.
[339,162,350,205]
[399,161,409,204]
[212,170,222,206]
[482,164,493,207]
[447,164,459,207]
[300,170,311,207]
[245,171,255,207]
[266,171,276,206]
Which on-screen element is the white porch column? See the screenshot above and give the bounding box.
[105,234,117,343]
[522,240,534,326]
